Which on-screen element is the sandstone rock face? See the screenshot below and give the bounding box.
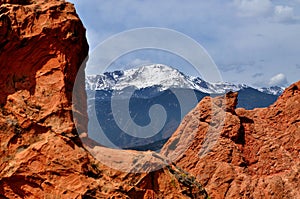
[0,0,209,198]
[162,82,300,199]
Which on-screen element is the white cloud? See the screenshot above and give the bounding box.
[269,73,288,86]
[234,0,272,17]
[70,0,300,86]
[129,58,153,67]
[274,5,296,22]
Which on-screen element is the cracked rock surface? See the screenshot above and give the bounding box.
[0,0,210,198]
[162,84,300,199]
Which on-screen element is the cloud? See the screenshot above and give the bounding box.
[234,0,272,17]
[105,58,153,72]
[219,60,255,73]
[69,0,300,86]
[273,5,297,22]
[268,73,288,86]
[129,58,153,66]
[252,73,264,78]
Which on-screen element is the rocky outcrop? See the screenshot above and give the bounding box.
[0,0,209,198]
[162,82,300,198]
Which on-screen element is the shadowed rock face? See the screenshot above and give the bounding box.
[0,0,209,198]
[162,82,300,199]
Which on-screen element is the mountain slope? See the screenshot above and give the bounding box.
[86,64,284,111]
[237,87,279,109]
[93,88,208,150]
[86,64,283,151]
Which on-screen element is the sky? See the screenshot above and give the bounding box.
[69,0,300,88]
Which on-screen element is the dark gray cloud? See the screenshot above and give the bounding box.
[220,61,255,73]
[252,73,264,78]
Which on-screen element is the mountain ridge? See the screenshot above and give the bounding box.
[86,64,284,150]
[86,64,284,96]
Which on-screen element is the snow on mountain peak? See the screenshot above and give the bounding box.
[258,86,284,95]
[122,64,185,88]
[86,64,198,91]
[85,64,284,95]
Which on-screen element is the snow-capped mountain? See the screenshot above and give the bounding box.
[258,86,285,96]
[86,64,283,96]
[86,64,284,150]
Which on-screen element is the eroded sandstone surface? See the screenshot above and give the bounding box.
[0,0,209,198]
[162,83,300,199]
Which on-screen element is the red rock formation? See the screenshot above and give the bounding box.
[0,0,209,198]
[162,82,300,198]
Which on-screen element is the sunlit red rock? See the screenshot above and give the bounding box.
[162,82,300,199]
[0,0,209,198]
